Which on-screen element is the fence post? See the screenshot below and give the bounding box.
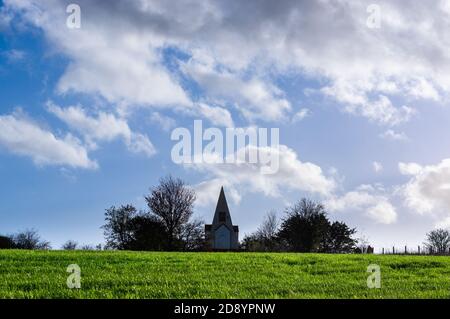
[418,246,420,254]
[392,246,395,254]
[405,245,407,254]
[382,248,384,255]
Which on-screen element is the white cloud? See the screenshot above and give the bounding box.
[322,88,415,126]
[7,0,450,126]
[399,159,450,217]
[292,108,310,123]
[194,103,234,127]
[7,0,190,111]
[58,53,191,109]
[366,202,398,225]
[399,162,423,175]
[126,133,156,157]
[47,102,156,157]
[406,77,440,101]
[435,216,450,229]
[380,129,408,141]
[192,144,335,206]
[149,112,177,132]
[181,54,291,122]
[327,184,397,224]
[0,112,96,169]
[373,161,383,173]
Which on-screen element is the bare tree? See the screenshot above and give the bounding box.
[356,234,370,253]
[11,229,51,250]
[424,229,450,254]
[102,205,137,250]
[242,211,280,252]
[181,218,205,251]
[145,176,196,250]
[256,210,279,240]
[62,240,78,250]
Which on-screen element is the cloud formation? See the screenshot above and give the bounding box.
[327,184,397,224]
[380,129,408,141]
[4,0,450,227]
[47,102,156,157]
[6,0,450,126]
[181,54,291,122]
[373,161,383,173]
[0,112,96,169]
[192,144,336,206]
[399,160,450,218]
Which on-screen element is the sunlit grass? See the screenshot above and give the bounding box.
[0,250,449,298]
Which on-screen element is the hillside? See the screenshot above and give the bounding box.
[1,251,449,298]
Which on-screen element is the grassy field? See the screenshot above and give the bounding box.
[0,250,450,298]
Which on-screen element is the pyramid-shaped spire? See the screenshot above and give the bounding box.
[204,186,239,250]
[212,186,233,225]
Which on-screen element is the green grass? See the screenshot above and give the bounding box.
[0,250,449,298]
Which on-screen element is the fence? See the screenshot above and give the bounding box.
[379,246,450,255]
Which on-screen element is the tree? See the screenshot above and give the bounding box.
[256,210,279,241]
[102,205,168,251]
[277,199,357,253]
[102,205,138,250]
[321,221,357,253]
[278,199,329,252]
[0,235,14,249]
[180,219,205,251]
[102,176,204,251]
[242,211,281,252]
[127,214,168,251]
[62,240,78,250]
[424,229,450,254]
[145,176,196,250]
[355,234,371,253]
[11,229,51,250]
[241,233,266,252]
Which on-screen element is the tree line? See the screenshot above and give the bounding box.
[102,176,203,251]
[242,199,358,253]
[0,229,51,250]
[2,175,450,254]
[101,177,360,253]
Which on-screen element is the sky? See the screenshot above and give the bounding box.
[1,0,450,251]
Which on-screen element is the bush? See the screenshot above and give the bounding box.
[424,229,450,254]
[0,235,14,249]
[10,229,51,250]
[62,240,78,250]
[278,199,330,252]
[242,211,283,252]
[244,199,357,253]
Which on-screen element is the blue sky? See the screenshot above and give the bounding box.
[2,0,450,250]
